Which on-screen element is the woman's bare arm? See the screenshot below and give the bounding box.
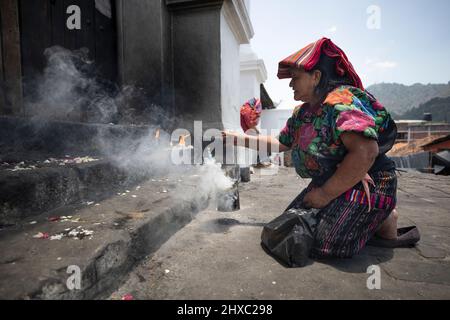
[222,131,291,153]
[321,132,379,200]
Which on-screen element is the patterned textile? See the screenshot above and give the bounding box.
[286,170,397,258]
[277,85,396,186]
[277,37,364,90]
[240,98,262,133]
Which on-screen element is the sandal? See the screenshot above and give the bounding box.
[367,226,420,248]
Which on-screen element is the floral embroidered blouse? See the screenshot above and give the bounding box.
[278,85,396,186]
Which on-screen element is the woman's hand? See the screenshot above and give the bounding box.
[303,187,334,209]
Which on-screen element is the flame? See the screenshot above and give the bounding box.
[155,128,160,139]
[178,134,190,147]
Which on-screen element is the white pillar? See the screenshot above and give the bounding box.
[220,0,254,131]
[239,44,267,104]
[238,43,267,166]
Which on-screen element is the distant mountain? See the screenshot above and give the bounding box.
[396,96,450,122]
[366,82,450,116]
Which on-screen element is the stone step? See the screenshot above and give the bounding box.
[0,170,209,299]
[0,116,174,225]
[0,160,146,226]
[0,116,155,160]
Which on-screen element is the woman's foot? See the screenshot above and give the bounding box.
[368,209,421,248]
[376,209,399,240]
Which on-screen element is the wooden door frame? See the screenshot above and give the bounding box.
[0,0,23,116]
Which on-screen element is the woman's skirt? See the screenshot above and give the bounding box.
[286,170,397,259]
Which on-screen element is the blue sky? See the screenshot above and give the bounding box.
[249,0,450,108]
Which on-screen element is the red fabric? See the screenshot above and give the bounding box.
[277,37,364,90]
[240,98,262,132]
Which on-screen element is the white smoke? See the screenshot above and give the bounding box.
[24,45,236,209]
[24,46,119,123]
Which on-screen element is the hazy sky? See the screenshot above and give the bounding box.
[249,0,450,108]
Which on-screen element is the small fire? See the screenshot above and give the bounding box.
[178,134,190,147]
[155,128,160,140]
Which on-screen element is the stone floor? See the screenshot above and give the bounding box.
[0,168,207,299]
[1,166,449,300]
[111,168,450,300]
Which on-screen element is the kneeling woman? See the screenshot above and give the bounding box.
[224,38,419,259]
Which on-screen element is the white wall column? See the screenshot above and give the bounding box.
[220,0,254,131]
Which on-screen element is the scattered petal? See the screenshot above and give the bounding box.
[33,232,49,239]
[122,294,134,301]
[50,234,64,241]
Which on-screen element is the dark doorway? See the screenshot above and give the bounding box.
[19,0,118,117]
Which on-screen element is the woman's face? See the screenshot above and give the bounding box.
[289,68,321,103]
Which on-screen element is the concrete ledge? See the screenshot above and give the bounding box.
[0,116,168,225]
[0,116,154,160]
[0,161,140,225]
[0,172,209,299]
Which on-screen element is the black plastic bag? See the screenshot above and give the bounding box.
[261,207,320,267]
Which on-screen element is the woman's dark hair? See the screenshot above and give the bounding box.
[307,52,354,99]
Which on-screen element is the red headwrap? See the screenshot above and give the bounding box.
[240,98,262,133]
[277,37,364,90]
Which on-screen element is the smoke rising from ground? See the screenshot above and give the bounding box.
[24,46,236,208]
